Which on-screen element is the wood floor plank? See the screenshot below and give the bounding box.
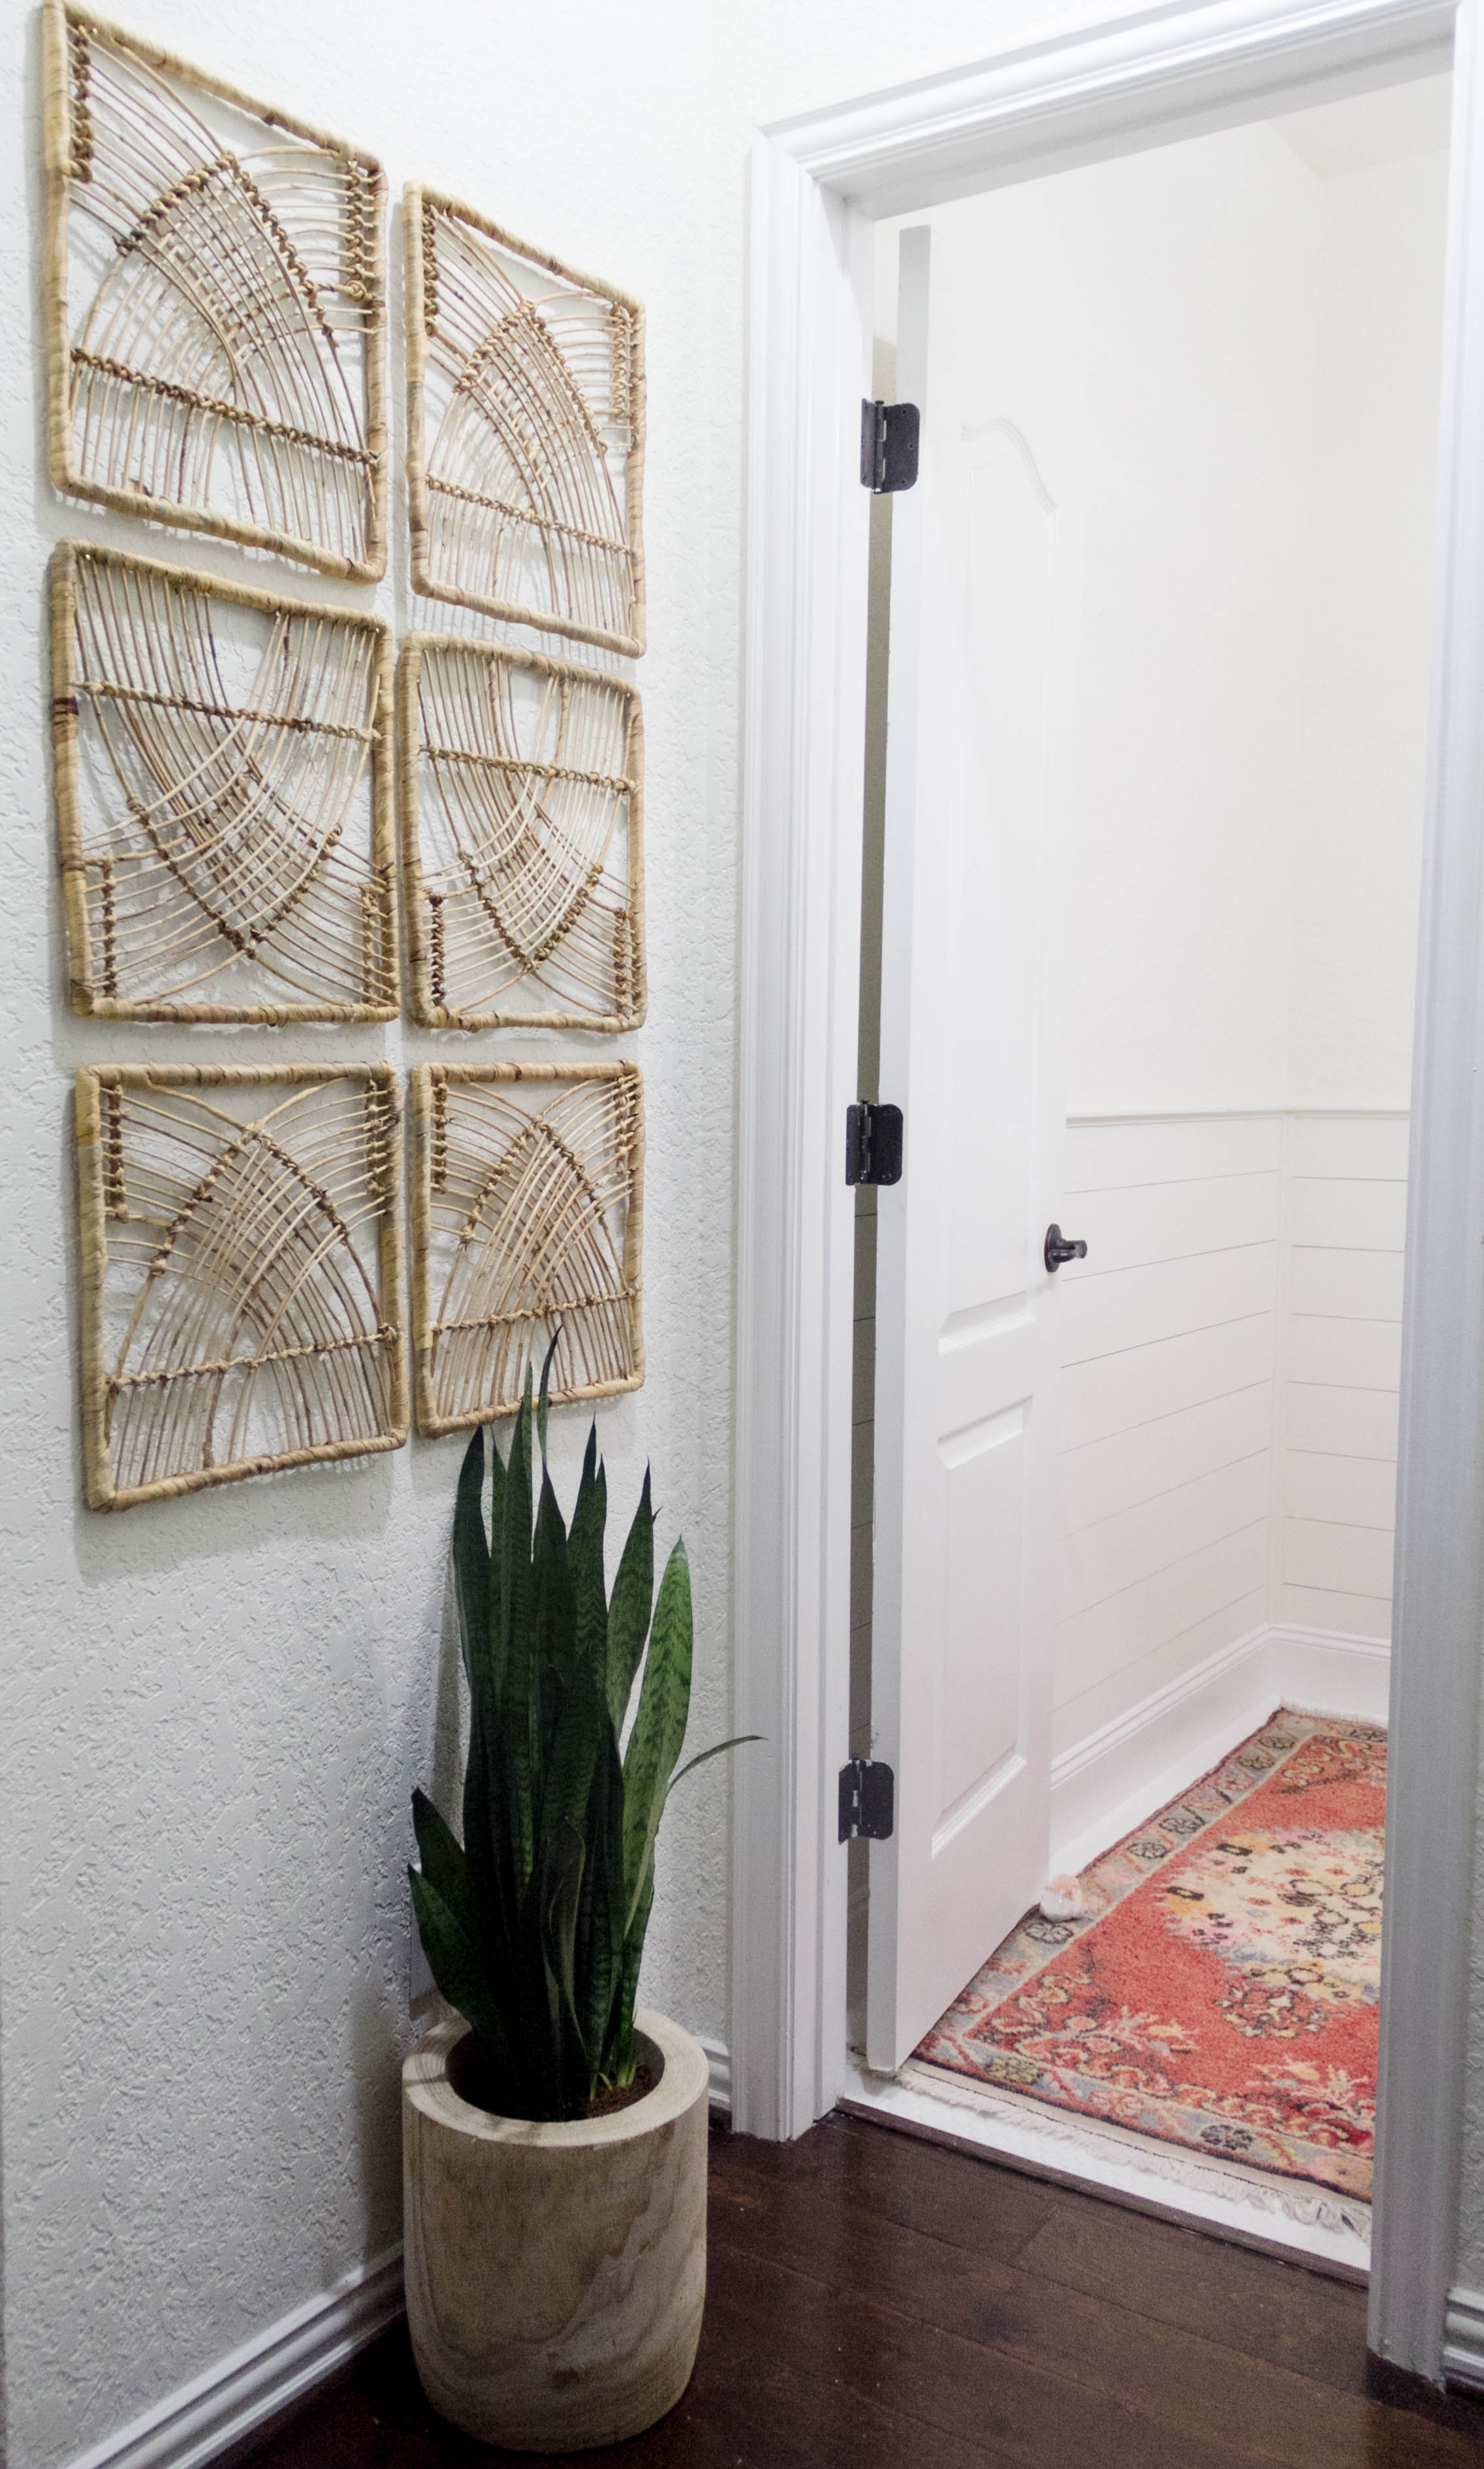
[249,2118,1484,2469]
[710,2152,1480,2469]
[718,2111,1060,2261]
[1012,2175,1374,2392]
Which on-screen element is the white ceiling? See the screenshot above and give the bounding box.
[1271,73,1453,177]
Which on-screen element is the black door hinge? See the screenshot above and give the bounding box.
[845,1101,903,1187]
[860,398,921,494]
[839,1758,895,1842]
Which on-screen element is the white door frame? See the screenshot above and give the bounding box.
[733,0,1482,2381]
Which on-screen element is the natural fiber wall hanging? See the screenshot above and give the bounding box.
[410,1062,644,1437]
[42,3,387,579]
[405,185,644,655]
[76,1065,406,1510]
[54,543,397,1023]
[398,633,644,1031]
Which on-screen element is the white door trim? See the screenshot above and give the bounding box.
[733,0,1473,2383]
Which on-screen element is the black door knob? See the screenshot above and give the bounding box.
[1045,1224,1088,1273]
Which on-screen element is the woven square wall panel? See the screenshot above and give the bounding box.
[75,1066,407,1510]
[42,3,387,579]
[405,186,645,655]
[399,633,644,1031]
[54,543,398,1022]
[410,1062,644,1437]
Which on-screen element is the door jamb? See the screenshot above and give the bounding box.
[732,0,1476,2383]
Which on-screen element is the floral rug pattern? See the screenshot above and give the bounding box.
[913,1712,1386,2198]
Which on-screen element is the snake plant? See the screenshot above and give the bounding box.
[409,1367,751,2122]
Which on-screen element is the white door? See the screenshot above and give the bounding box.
[866,225,1081,2073]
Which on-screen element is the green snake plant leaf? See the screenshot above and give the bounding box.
[411,1787,480,1946]
[621,1537,694,1935]
[538,1657,608,1845]
[605,1467,654,1734]
[667,1736,764,1802]
[494,1377,537,1895]
[413,1386,750,2118]
[534,1818,590,2118]
[567,1424,608,1685]
[450,1426,490,1691]
[575,1712,626,2068]
[606,1855,654,2086]
[408,1863,511,2065]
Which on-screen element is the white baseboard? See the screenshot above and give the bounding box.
[61,2031,733,2469]
[1269,1621,1392,1724]
[699,2033,731,2115]
[65,2248,404,2469]
[1444,2286,1484,2391]
[1050,1621,1391,1877]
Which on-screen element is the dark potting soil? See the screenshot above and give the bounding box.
[447,2031,661,2121]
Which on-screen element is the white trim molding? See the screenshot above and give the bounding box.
[736,0,1481,2392]
[1050,1623,1391,1880]
[1444,2287,1484,2391]
[699,2034,733,2115]
[63,2250,403,2469]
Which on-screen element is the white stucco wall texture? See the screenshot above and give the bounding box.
[1,0,1480,2459]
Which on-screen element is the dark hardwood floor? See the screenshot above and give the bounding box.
[256,2115,1484,2466]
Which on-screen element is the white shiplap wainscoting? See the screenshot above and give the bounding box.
[1049,1110,1404,1875]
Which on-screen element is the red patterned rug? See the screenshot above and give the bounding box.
[914,1711,1385,2200]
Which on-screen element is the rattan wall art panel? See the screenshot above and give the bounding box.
[42,3,387,579]
[76,1066,407,1510]
[410,1062,644,1437]
[405,185,644,655]
[54,543,398,1022]
[398,633,644,1031]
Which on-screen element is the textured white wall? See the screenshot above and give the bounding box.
[0,5,723,2465]
[0,0,1474,2457]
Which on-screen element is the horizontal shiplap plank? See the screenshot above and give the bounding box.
[1059,1384,1272,1533]
[1060,1245,1276,1367]
[1291,1116,1410,1181]
[1062,1313,1276,1450]
[1283,1516,1395,1599]
[1288,1246,1404,1323]
[1055,1521,1269,1707]
[1287,1314,1402,1392]
[1285,1450,1398,1530]
[1289,1177,1408,1251]
[1065,1117,1281,1192]
[1052,1586,1267,1747]
[1058,1450,1269,1621]
[1284,1381,1401,1460]
[1277,1582,1393,1642]
[1055,1173,1278,1281]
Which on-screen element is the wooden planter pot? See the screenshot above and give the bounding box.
[402,2007,709,2451]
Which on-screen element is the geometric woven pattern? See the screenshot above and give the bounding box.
[405,185,644,656]
[409,1062,644,1436]
[76,1066,407,1510]
[42,3,387,580]
[398,634,644,1030]
[916,1711,1385,2201]
[53,544,397,1021]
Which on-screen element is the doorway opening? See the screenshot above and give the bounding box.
[842,69,1451,2282]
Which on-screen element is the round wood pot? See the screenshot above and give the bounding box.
[402,2007,709,2451]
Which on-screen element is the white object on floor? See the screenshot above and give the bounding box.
[1039,1873,1084,1920]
